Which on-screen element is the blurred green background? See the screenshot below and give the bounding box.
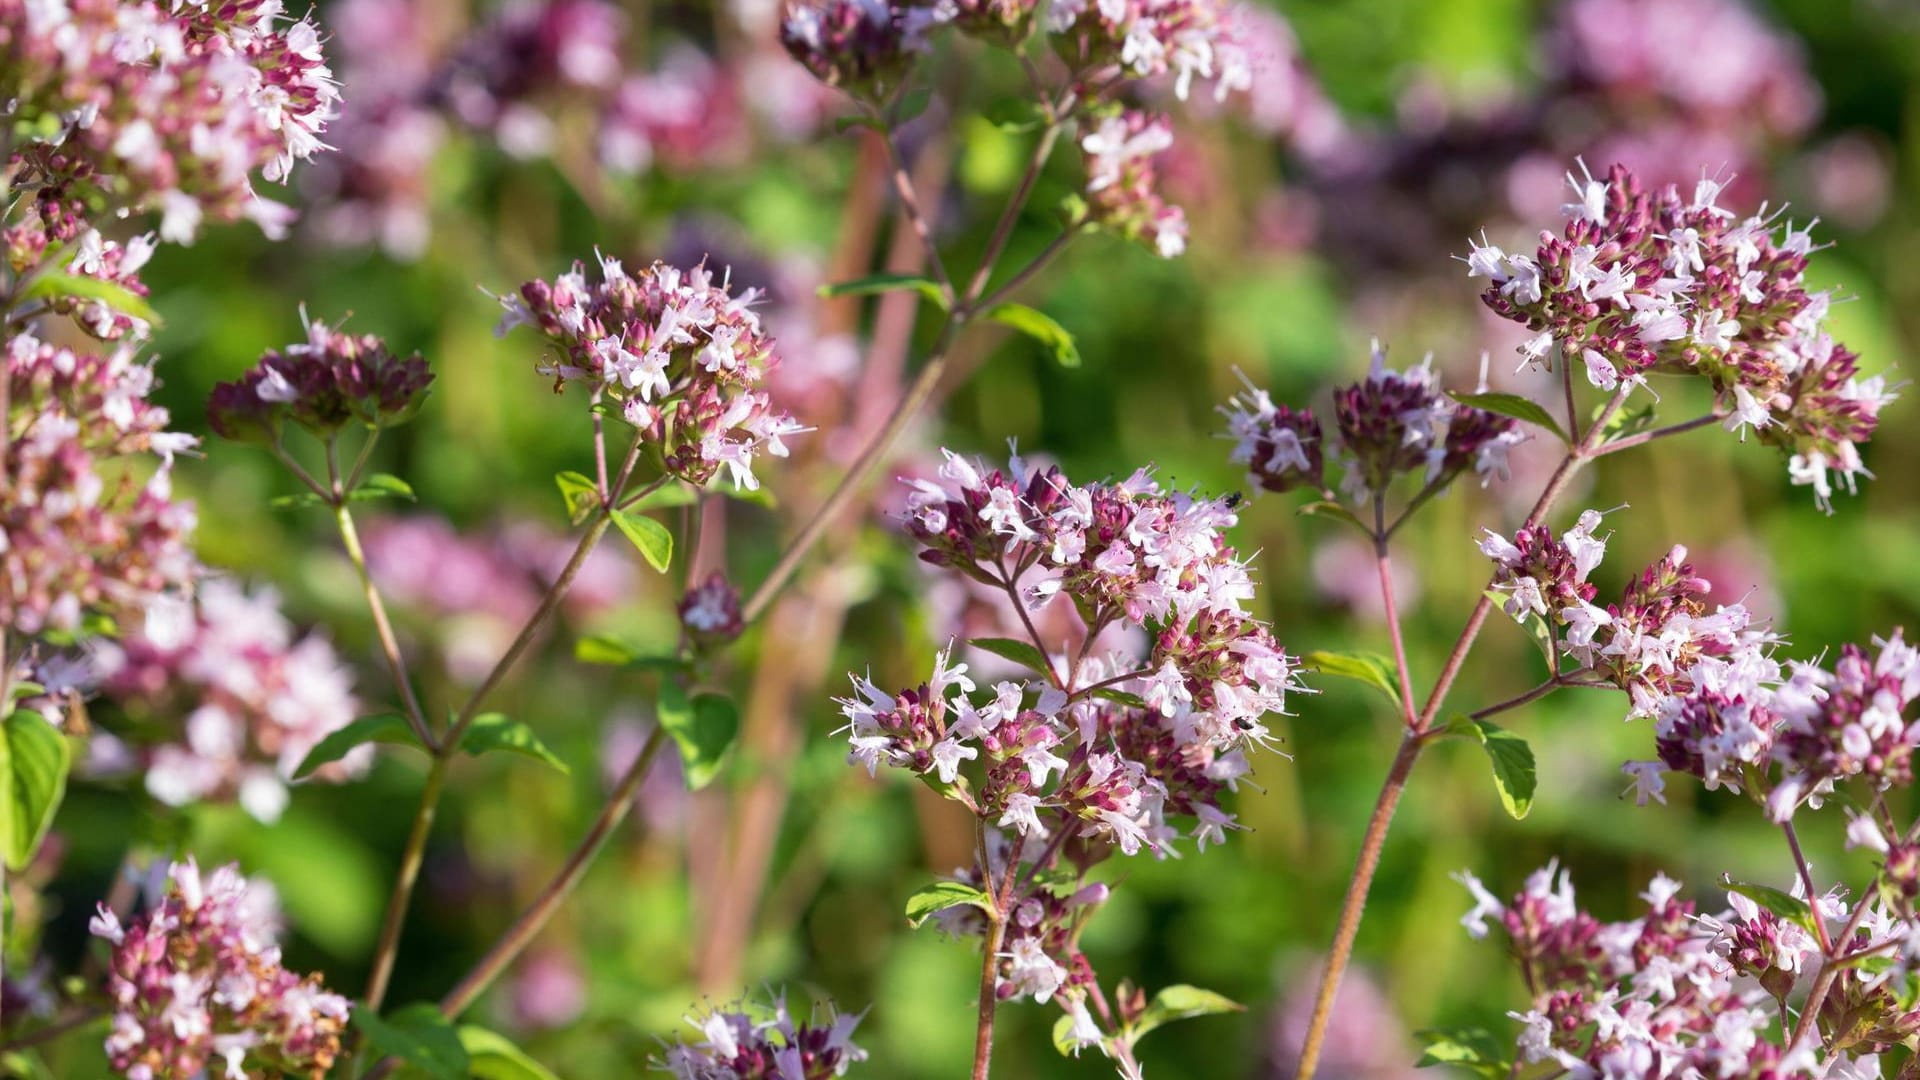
[34,0,1920,1075]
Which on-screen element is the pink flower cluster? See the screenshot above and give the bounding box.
[207,314,434,445]
[1455,864,1887,1079]
[496,253,806,491]
[659,993,867,1079]
[2,331,197,638]
[1467,162,1892,510]
[1223,344,1525,504]
[2,0,339,242]
[902,447,1300,748]
[89,859,351,1080]
[91,579,363,823]
[837,646,1252,857]
[1045,0,1252,102]
[1079,110,1188,259]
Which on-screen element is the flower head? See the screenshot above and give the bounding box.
[94,859,350,1079]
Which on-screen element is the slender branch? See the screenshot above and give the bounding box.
[972,226,1080,314]
[1381,477,1447,542]
[343,428,382,494]
[439,727,667,1017]
[1295,385,1634,1080]
[1560,352,1582,446]
[742,102,1076,626]
[269,440,329,499]
[362,756,447,1012]
[1293,730,1423,1076]
[740,318,960,625]
[366,729,670,1080]
[1372,496,1418,729]
[1589,412,1720,457]
[971,841,1023,1080]
[996,560,1061,689]
[1781,820,1834,954]
[880,131,955,301]
[334,505,436,751]
[444,434,644,751]
[1464,677,1567,724]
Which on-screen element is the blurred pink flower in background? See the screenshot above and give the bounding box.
[508,946,589,1030]
[1310,537,1420,623]
[1268,962,1419,1080]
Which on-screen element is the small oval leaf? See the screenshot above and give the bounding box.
[1448,391,1567,444]
[610,509,673,573]
[292,714,425,780]
[459,714,569,774]
[985,302,1080,368]
[353,1003,467,1080]
[904,880,994,927]
[657,685,739,790]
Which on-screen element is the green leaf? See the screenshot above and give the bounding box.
[1414,1026,1511,1079]
[572,635,688,670]
[1724,879,1818,935]
[1051,1014,1081,1057]
[0,710,70,871]
[351,473,417,502]
[1448,391,1568,443]
[1459,718,1536,819]
[554,471,600,525]
[1297,500,1372,536]
[816,273,949,310]
[656,685,739,790]
[1092,687,1148,709]
[6,681,44,704]
[904,880,994,927]
[985,302,1080,367]
[353,1004,468,1080]
[292,714,425,780]
[269,490,327,510]
[458,1026,561,1080]
[968,637,1053,678]
[1480,588,1557,665]
[1300,651,1402,706]
[21,270,162,327]
[458,714,569,775]
[1129,985,1244,1042]
[609,509,673,573]
[916,769,974,806]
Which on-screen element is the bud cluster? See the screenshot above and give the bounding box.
[208,315,434,445]
[1465,161,1894,511]
[658,993,867,1079]
[779,0,924,102]
[92,580,365,824]
[495,253,807,491]
[2,332,197,638]
[2,0,339,241]
[88,859,351,1080]
[1223,344,1524,504]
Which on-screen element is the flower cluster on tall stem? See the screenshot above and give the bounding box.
[89,858,351,1079]
[1467,161,1893,510]
[841,446,1297,1076]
